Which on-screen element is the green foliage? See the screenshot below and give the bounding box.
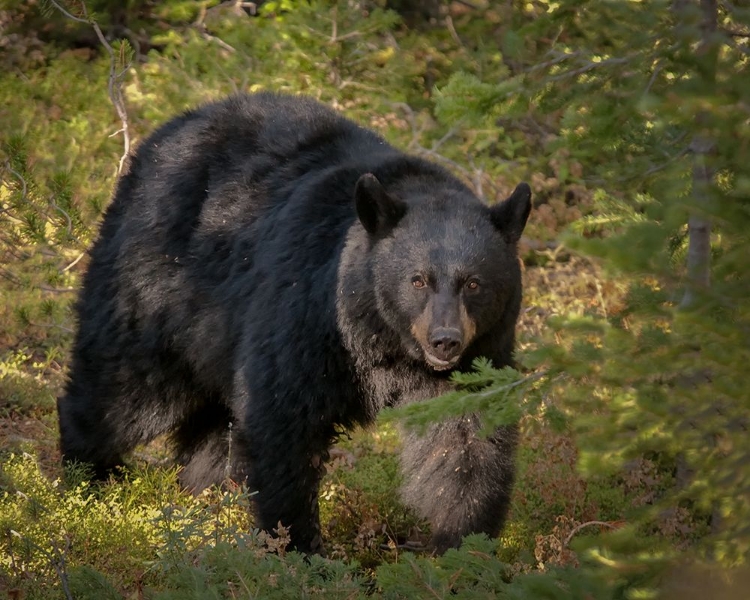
[2,0,749,598]
[154,545,364,600]
[376,535,611,600]
[0,453,258,597]
[320,426,425,566]
[427,0,750,589]
[1,452,619,598]
[68,565,123,600]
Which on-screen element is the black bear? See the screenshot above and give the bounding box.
[57,92,531,554]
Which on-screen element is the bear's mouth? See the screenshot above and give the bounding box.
[423,351,460,372]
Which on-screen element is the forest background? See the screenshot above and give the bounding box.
[1,0,749,598]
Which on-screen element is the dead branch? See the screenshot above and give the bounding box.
[39,285,77,293]
[47,0,132,175]
[445,16,464,49]
[563,521,618,548]
[61,252,85,273]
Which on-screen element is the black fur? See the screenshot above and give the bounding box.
[57,92,531,554]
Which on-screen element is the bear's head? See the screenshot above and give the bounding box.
[355,173,531,372]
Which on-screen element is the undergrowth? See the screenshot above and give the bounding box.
[1,449,624,599]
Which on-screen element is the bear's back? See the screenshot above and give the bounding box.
[101,93,392,262]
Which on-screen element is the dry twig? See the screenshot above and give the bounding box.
[47,0,132,175]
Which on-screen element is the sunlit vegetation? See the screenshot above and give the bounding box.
[1,0,748,597]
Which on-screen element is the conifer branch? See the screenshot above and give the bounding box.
[546,53,640,83]
[526,50,582,74]
[722,27,750,38]
[455,369,547,403]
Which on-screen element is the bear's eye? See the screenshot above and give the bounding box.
[466,278,480,291]
[412,275,426,289]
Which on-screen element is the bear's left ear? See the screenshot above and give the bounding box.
[355,173,407,236]
[489,182,532,244]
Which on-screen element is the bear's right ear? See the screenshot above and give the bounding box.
[355,173,407,236]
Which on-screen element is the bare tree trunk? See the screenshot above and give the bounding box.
[673,0,725,540]
[682,136,714,308]
[680,0,717,309]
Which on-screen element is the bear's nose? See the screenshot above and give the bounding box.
[429,327,463,361]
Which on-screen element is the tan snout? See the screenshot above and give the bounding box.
[411,296,476,371]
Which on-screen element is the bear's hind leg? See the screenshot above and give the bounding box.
[58,393,126,479]
[58,373,178,479]
[58,348,211,480]
[172,403,247,493]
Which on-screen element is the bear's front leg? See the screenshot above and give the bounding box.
[241,414,330,555]
[399,417,518,553]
